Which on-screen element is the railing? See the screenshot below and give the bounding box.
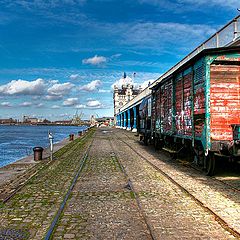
[120,15,240,112]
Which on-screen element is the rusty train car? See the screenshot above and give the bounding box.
[139,47,240,175]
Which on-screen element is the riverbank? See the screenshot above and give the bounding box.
[0,125,87,168]
[0,132,81,190]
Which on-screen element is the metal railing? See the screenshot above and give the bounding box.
[120,15,240,112]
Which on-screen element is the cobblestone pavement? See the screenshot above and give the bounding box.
[0,130,94,239]
[111,129,239,239]
[1,127,239,240]
[115,129,240,237]
[53,129,152,239]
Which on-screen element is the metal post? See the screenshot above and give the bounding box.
[119,114,122,128]
[48,131,54,161]
[234,19,238,40]
[216,33,219,47]
[123,112,127,129]
[127,109,131,131]
[121,113,124,128]
[132,106,137,132]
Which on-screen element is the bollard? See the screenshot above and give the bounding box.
[69,134,74,141]
[78,131,82,137]
[33,147,44,161]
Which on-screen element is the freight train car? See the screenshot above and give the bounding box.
[142,47,240,175]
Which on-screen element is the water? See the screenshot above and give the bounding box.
[0,125,87,167]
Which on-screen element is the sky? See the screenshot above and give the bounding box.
[0,0,239,121]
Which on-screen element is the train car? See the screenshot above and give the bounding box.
[151,47,240,175]
[139,95,152,145]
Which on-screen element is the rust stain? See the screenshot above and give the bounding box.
[210,65,240,141]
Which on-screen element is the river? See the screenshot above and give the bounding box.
[0,125,87,167]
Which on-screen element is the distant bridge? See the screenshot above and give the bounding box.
[116,15,240,132]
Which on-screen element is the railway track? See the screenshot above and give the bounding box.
[122,131,240,193]
[116,130,240,239]
[108,138,156,240]
[44,140,92,240]
[45,130,156,239]
[0,134,89,204]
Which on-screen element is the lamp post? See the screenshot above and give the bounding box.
[48,131,54,161]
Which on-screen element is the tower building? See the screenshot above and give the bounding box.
[113,73,141,123]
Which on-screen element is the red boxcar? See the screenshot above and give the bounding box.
[151,47,240,175]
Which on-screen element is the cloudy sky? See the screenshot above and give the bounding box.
[0,0,239,120]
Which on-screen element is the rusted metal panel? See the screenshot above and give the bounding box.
[174,70,193,136]
[193,61,206,138]
[154,89,161,132]
[183,72,193,135]
[210,64,240,141]
[160,80,173,133]
[175,76,183,134]
[194,64,205,115]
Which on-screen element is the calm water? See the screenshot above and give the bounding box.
[0,125,87,167]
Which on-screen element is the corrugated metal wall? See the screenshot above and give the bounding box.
[210,64,240,141]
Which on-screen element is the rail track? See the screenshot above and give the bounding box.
[116,130,240,239]
[44,139,92,240]
[122,130,240,193]
[108,138,156,240]
[46,131,156,240]
[0,134,89,204]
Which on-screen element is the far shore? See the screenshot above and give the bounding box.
[0,123,90,126]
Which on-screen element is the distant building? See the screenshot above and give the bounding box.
[113,73,141,122]
[0,118,17,124]
[96,117,114,127]
[53,120,73,125]
[23,116,38,124]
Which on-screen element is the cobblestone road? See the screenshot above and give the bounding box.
[114,129,240,237]
[0,127,239,239]
[0,130,94,239]
[53,129,151,239]
[110,130,238,239]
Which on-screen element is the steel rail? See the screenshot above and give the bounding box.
[44,139,92,240]
[117,130,240,239]
[123,131,240,193]
[108,137,157,240]
[1,134,89,204]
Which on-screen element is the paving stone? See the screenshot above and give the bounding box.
[1,128,239,240]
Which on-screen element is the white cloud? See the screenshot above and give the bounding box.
[36,103,44,108]
[0,102,12,107]
[69,74,79,80]
[79,80,102,91]
[19,101,32,107]
[122,22,216,49]
[82,55,107,65]
[99,89,111,93]
[51,105,60,109]
[86,100,102,108]
[75,104,86,109]
[111,76,134,89]
[139,79,155,90]
[138,0,239,10]
[47,82,74,99]
[63,97,78,106]
[45,95,63,101]
[0,78,46,95]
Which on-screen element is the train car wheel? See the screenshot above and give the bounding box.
[144,134,148,146]
[205,154,216,176]
[154,138,160,150]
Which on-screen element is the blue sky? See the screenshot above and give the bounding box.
[0,0,239,120]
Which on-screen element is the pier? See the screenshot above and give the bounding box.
[0,127,239,239]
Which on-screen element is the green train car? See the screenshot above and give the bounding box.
[146,47,240,175]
